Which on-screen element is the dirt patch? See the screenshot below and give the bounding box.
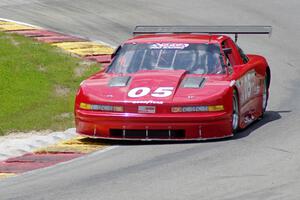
[74,60,95,77]
[37,64,47,72]
[80,60,95,66]
[74,66,87,77]
[54,85,70,97]
[10,37,20,46]
[53,112,72,121]
[0,34,20,46]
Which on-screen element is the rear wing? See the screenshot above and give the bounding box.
[133,25,272,42]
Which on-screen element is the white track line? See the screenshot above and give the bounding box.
[0,17,41,28]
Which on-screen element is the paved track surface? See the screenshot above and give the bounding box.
[0,1,300,199]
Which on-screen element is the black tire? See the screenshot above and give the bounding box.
[261,76,269,117]
[232,90,240,133]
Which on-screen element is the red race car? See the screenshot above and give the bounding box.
[75,26,272,140]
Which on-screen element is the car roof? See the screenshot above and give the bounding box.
[125,34,230,44]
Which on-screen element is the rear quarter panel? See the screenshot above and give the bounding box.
[231,54,269,128]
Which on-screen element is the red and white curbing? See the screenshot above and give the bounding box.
[0,17,114,63]
[0,18,116,176]
[0,128,77,162]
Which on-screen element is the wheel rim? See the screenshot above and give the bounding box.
[262,79,268,111]
[232,94,239,130]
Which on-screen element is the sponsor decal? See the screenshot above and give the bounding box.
[132,100,163,105]
[150,43,189,49]
[237,70,259,104]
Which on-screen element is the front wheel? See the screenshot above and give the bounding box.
[232,90,240,133]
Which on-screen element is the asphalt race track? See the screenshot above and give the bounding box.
[0,0,300,199]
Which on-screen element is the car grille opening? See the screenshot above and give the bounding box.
[110,129,185,139]
[110,129,123,138]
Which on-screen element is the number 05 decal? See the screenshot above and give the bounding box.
[128,87,174,98]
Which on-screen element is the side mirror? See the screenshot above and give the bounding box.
[223,48,232,55]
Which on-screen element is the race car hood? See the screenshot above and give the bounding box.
[78,70,232,105]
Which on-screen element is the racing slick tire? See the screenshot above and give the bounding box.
[261,76,269,116]
[232,90,240,133]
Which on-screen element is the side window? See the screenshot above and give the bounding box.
[237,45,249,64]
[221,41,235,66]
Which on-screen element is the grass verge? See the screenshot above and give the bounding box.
[0,32,100,135]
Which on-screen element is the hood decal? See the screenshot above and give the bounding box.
[108,76,131,87]
[181,77,206,88]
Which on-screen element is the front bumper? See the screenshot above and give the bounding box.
[75,109,233,140]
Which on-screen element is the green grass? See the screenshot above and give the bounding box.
[0,32,101,135]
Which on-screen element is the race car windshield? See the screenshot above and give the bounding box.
[107,43,225,74]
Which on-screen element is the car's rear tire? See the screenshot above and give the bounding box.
[262,77,269,115]
[232,90,240,133]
